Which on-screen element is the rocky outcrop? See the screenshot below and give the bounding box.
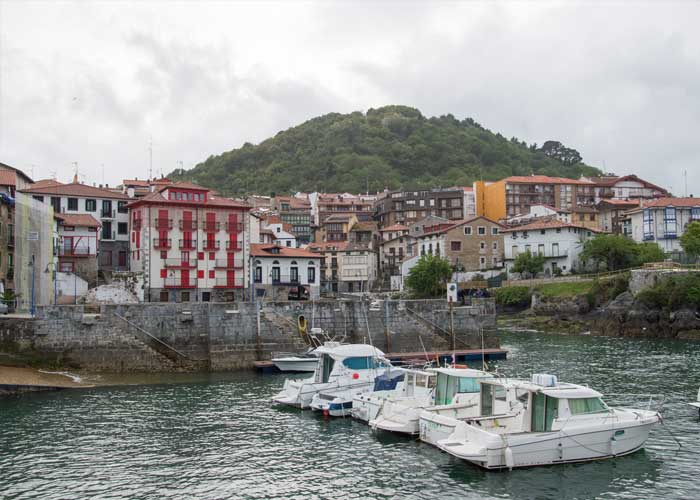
[530,293,592,316]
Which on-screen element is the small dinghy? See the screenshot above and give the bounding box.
[431,374,661,470]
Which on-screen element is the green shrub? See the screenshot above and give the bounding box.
[494,286,531,307]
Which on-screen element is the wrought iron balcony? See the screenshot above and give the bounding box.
[155,218,173,229]
[225,222,244,232]
[203,221,220,232]
[202,240,220,251]
[214,276,244,288]
[179,239,197,250]
[226,240,242,251]
[164,277,196,288]
[153,238,172,249]
[214,258,244,269]
[163,258,196,269]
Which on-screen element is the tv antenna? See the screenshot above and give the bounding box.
[684,169,688,197]
[149,136,153,180]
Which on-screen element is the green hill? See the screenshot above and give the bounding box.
[169,105,601,196]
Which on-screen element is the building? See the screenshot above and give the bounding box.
[128,181,250,302]
[626,197,700,253]
[379,233,416,276]
[584,174,669,203]
[379,224,409,242]
[408,215,450,237]
[261,217,297,248]
[338,242,377,293]
[316,213,358,243]
[250,243,321,300]
[462,186,476,217]
[310,192,377,226]
[22,178,131,272]
[475,175,597,222]
[308,241,347,294]
[375,188,466,227]
[270,195,312,244]
[0,163,34,294]
[504,204,572,227]
[55,213,100,284]
[596,199,640,235]
[119,177,173,199]
[502,219,601,276]
[415,216,504,271]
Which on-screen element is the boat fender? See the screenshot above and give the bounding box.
[557,442,563,460]
[504,446,514,470]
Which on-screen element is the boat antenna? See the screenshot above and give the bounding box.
[480,326,487,372]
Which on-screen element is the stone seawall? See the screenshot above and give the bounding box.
[0,299,497,372]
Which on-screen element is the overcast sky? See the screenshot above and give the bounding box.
[1,1,698,195]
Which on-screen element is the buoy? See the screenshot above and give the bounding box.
[352,373,359,379]
[504,446,514,470]
[323,409,329,417]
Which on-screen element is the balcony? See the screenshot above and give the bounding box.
[179,220,198,231]
[179,239,197,250]
[153,238,172,249]
[202,240,220,251]
[163,258,196,269]
[643,233,655,241]
[214,258,244,269]
[226,240,242,251]
[203,221,220,232]
[155,218,173,230]
[7,234,14,247]
[271,274,300,285]
[225,222,244,233]
[58,246,93,257]
[101,208,116,219]
[164,277,196,288]
[214,276,244,288]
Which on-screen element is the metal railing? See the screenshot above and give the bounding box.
[153,238,172,249]
[202,240,220,251]
[271,274,301,285]
[155,218,173,229]
[214,277,244,288]
[203,221,220,232]
[214,258,244,269]
[179,239,197,250]
[58,246,93,257]
[225,222,244,232]
[164,277,196,288]
[163,258,196,269]
[226,241,242,251]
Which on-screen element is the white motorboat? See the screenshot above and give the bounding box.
[272,343,390,410]
[417,367,494,444]
[688,387,700,414]
[433,374,661,470]
[312,368,404,417]
[271,353,318,372]
[354,368,435,434]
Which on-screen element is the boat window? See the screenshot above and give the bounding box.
[494,385,507,401]
[342,357,378,370]
[436,373,450,405]
[481,384,494,416]
[568,397,608,415]
[457,377,481,393]
[532,393,558,432]
[321,354,335,383]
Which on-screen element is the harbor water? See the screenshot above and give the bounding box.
[1,330,700,499]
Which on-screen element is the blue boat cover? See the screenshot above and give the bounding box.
[372,371,405,392]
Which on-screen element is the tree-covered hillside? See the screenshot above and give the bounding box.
[169,105,601,196]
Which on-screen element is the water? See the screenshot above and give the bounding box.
[1,331,700,499]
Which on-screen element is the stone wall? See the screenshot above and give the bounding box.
[0,298,497,372]
[629,268,700,295]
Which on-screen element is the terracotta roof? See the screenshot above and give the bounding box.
[127,190,250,209]
[504,175,593,186]
[122,179,150,187]
[589,174,668,193]
[500,219,603,233]
[626,197,700,214]
[0,162,33,184]
[0,170,16,187]
[158,181,209,192]
[151,178,173,185]
[351,221,379,232]
[20,182,129,199]
[250,243,321,258]
[30,179,64,189]
[598,199,641,207]
[417,216,505,238]
[323,213,354,223]
[307,241,349,252]
[55,213,101,228]
[380,224,409,232]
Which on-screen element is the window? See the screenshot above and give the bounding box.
[643,209,654,240]
[255,267,262,283]
[290,264,299,283]
[552,243,559,256]
[59,262,74,272]
[271,266,281,283]
[664,207,677,237]
[538,244,545,255]
[63,225,75,232]
[491,227,499,235]
[692,207,700,220]
[464,226,472,235]
[477,226,486,235]
[67,198,78,211]
[511,245,518,257]
[568,397,608,415]
[308,265,316,283]
[480,241,485,250]
[160,251,167,259]
[159,291,169,302]
[118,201,128,213]
[450,241,461,251]
[531,393,558,432]
[492,241,498,251]
[102,221,112,240]
[342,357,378,370]
[117,222,128,234]
[85,199,96,212]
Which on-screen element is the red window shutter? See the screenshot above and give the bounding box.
[160,269,167,278]
[198,252,204,260]
[209,252,215,260]
[160,251,167,259]
[197,270,204,279]
[209,270,215,279]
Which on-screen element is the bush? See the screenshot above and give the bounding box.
[635,273,700,310]
[494,286,531,307]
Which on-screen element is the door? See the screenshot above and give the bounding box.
[181,269,190,287]
[118,251,127,267]
[158,209,169,229]
[51,197,61,213]
[227,270,235,287]
[63,236,73,255]
[102,200,112,218]
[102,221,112,240]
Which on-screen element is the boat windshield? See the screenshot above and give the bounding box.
[342,356,381,370]
[436,374,482,405]
[321,354,335,383]
[568,397,609,415]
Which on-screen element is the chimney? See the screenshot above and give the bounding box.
[72,173,78,184]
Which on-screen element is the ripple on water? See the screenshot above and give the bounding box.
[2,331,700,499]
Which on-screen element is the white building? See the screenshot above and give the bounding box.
[251,243,321,300]
[505,204,572,226]
[585,174,669,203]
[339,243,377,293]
[22,178,131,271]
[502,219,601,276]
[626,197,700,253]
[463,187,476,217]
[263,222,297,248]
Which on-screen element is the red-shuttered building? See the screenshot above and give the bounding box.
[127,182,250,302]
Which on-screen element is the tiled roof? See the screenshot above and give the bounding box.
[158,181,209,192]
[250,244,321,258]
[0,162,33,183]
[418,216,504,238]
[127,190,249,209]
[323,213,354,223]
[0,170,16,186]
[500,219,603,233]
[504,175,593,186]
[351,221,379,232]
[589,174,668,193]
[626,197,700,214]
[598,199,641,207]
[380,224,409,232]
[55,213,101,228]
[29,179,64,189]
[307,241,349,252]
[20,182,130,199]
[122,179,150,187]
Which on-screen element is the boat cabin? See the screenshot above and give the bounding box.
[429,368,493,406]
[475,375,611,433]
[312,343,390,384]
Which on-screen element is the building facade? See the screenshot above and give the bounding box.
[22,179,130,272]
[626,197,700,253]
[271,195,312,244]
[55,213,100,285]
[596,199,640,235]
[128,182,250,302]
[250,243,321,300]
[375,188,466,227]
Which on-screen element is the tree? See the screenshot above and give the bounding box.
[511,250,546,278]
[681,221,700,262]
[405,254,453,298]
[539,140,583,166]
[581,234,664,271]
[635,242,666,266]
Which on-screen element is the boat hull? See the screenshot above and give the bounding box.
[271,358,318,372]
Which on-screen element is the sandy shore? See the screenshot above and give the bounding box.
[0,366,94,388]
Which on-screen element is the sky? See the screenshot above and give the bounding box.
[0,1,699,195]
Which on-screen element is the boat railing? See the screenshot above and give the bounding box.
[604,393,666,412]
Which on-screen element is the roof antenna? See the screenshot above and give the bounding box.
[684,169,688,197]
[149,135,153,180]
